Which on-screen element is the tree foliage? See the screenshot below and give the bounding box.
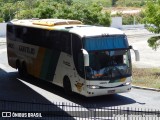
[33,1,111,26]
[148,36,160,50]
[1,3,16,22]
[144,0,160,50]
[0,0,111,26]
[144,0,160,33]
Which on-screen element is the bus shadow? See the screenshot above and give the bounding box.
[0,68,75,119]
[20,75,137,108]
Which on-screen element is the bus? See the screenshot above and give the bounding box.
[7,19,140,97]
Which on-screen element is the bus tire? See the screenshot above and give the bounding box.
[63,77,72,95]
[21,62,28,77]
[17,61,28,78]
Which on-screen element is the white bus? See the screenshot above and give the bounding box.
[7,19,139,97]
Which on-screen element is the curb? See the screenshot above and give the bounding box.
[132,85,160,92]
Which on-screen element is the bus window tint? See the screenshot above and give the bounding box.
[7,25,15,41]
[48,31,61,50]
[60,32,71,55]
[15,26,23,42]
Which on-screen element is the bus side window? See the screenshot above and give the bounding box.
[48,31,61,50]
[7,25,15,41]
[60,32,71,55]
[23,27,45,47]
[15,26,23,42]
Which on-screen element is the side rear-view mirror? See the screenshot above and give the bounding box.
[130,45,140,61]
[134,50,140,61]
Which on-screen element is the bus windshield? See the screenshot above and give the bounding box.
[85,50,131,80]
[83,36,131,80]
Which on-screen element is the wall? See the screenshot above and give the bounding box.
[0,23,7,37]
[111,17,122,29]
[122,24,145,30]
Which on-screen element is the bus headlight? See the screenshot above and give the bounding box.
[87,85,100,89]
[123,82,131,86]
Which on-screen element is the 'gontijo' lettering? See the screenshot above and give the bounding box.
[19,45,35,55]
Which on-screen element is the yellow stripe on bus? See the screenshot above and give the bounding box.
[28,48,46,78]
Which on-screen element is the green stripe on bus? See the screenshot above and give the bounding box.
[40,49,60,81]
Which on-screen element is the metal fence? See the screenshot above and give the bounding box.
[0,99,160,120]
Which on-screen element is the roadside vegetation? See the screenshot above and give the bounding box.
[0,0,111,26]
[143,0,160,50]
[132,67,160,89]
[0,0,146,24]
[112,0,146,7]
[111,10,145,25]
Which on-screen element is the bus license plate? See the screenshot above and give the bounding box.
[108,90,115,94]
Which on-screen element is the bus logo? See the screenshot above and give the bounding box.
[2,112,11,117]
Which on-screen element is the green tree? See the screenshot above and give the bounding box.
[0,18,4,22]
[15,0,39,19]
[112,0,118,6]
[0,0,111,26]
[33,1,59,18]
[34,1,111,26]
[144,0,160,50]
[1,3,16,21]
[148,36,160,50]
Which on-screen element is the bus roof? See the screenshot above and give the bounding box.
[9,19,125,37]
[69,26,124,37]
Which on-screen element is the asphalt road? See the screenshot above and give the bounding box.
[0,43,160,111]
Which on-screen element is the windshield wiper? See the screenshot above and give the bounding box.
[115,66,123,76]
[109,66,123,78]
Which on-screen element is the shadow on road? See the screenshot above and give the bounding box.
[0,67,136,108]
[1,68,159,119]
[0,68,74,119]
[18,73,137,108]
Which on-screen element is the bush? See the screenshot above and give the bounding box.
[72,0,111,7]
[122,14,134,25]
[115,0,146,7]
[33,2,111,26]
[125,1,145,7]
[122,12,144,25]
[0,18,4,22]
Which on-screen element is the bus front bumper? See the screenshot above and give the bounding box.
[84,84,132,97]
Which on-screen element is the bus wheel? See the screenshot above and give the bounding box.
[17,62,27,78]
[22,62,28,77]
[18,66,23,77]
[63,77,72,95]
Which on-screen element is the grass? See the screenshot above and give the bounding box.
[132,68,160,89]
